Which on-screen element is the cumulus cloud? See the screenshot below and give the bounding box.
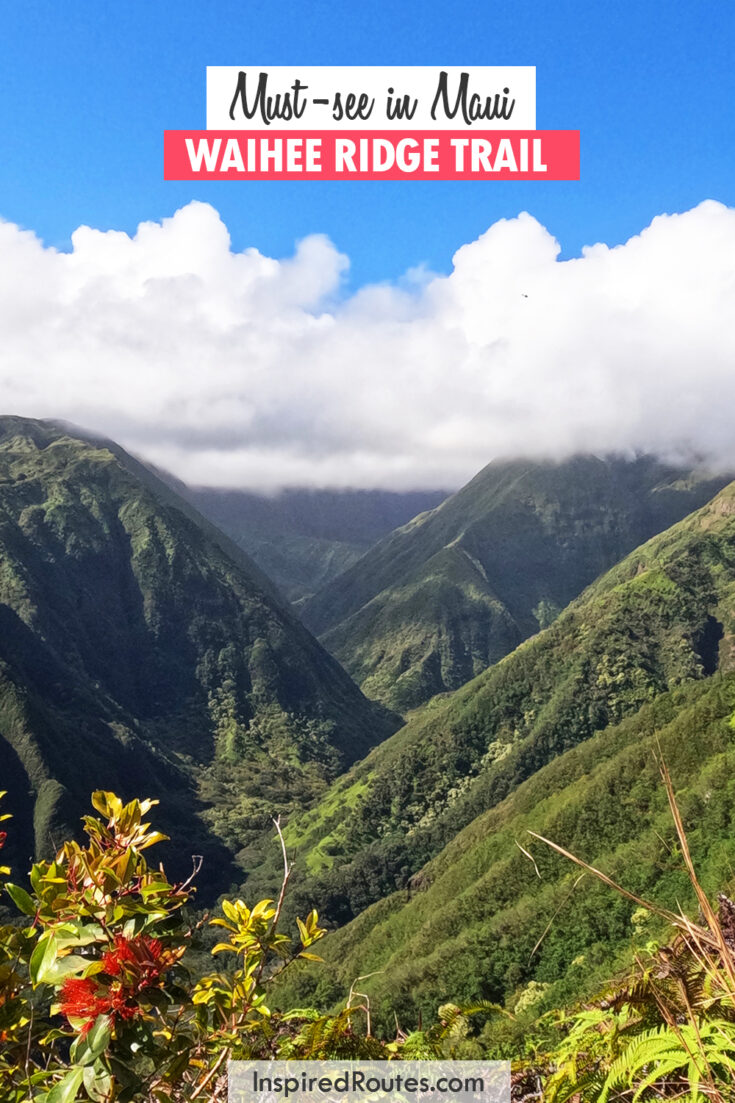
[1,198,734,489]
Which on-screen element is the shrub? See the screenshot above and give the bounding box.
[0,791,409,1101]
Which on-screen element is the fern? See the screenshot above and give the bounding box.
[599,1019,735,1101]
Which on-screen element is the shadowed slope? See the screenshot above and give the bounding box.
[0,416,397,888]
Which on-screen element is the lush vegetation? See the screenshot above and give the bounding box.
[0,417,396,891]
[525,761,735,1102]
[0,789,510,1101]
[274,675,735,1035]
[6,420,735,1099]
[539,913,735,1103]
[302,455,729,710]
[4,781,735,1102]
[248,477,735,927]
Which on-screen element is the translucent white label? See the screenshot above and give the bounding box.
[228,1060,511,1103]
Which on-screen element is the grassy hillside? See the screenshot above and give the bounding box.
[302,456,730,710]
[275,674,735,1033]
[0,417,397,887]
[185,486,448,603]
[248,477,735,923]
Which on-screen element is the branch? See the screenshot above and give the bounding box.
[254,816,292,993]
[190,1045,228,1100]
[271,815,291,933]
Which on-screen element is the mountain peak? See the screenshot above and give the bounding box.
[301,452,731,711]
[0,417,397,889]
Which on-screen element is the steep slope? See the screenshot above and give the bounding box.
[248,478,735,922]
[0,417,397,884]
[185,487,448,604]
[302,456,730,710]
[277,675,735,1031]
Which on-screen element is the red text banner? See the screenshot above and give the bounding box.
[164,130,579,181]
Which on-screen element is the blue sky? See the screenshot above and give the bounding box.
[2,1,734,288]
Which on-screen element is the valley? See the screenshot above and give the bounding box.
[2,415,735,1084]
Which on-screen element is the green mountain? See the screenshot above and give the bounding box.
[184,486,448,604]
[0,417,397,889]
[278,673,735,1033]
[302,456,729,711]
[249,476,735,933]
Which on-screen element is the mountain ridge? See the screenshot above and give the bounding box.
[247,474,735,928]
[0,416,398,888]
[302,454,731,711]
[275,673,735,1030]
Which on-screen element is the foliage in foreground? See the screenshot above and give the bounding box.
[5,777,735,1102]
[527,762,735,1102]
[0,791,471,1102]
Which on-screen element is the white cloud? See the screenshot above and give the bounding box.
[1,198,734,490]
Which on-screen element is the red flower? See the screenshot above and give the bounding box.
[59,935,177,1036]
[101,934,165,982]
[59,977,111,1032]
[101,934,137,976]
[0,831,6,849]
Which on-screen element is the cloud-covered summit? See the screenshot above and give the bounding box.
[1,199,733,489]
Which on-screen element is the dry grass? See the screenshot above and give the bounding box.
[530,753,735,1101]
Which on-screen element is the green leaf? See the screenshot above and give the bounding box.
[71,1014,112,1066]
[139,879,173,897]
[6,882,36,916]
[83,1062,113,1103]
[53,921,103,949]
[47,1067,85,1103]
[221,899,240,923]
[41,954,89,986]
[30,932,58,986]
